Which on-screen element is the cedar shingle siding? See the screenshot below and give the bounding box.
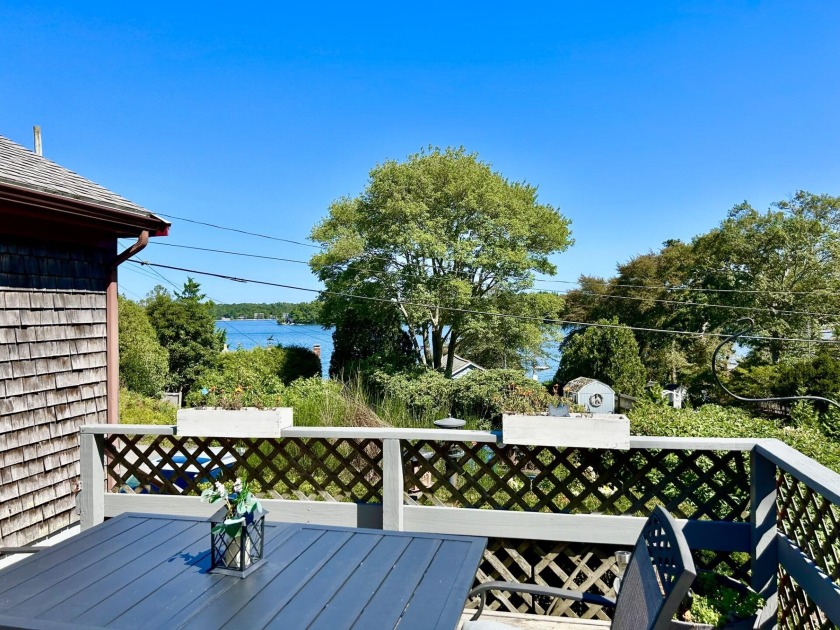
[0,236,111,546]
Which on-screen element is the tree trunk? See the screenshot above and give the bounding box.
[432,327,443,370]
[445,330,459,378]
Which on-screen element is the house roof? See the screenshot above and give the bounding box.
[0,135,169,237]
[563,376,610,393]
[451,354,485,377]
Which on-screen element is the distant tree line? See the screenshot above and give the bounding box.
[212,300,321,324]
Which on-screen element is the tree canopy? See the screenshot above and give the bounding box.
[144,279,225,394]
[554,318,646,396]
[310,147,573,375]
[118,295,169,397]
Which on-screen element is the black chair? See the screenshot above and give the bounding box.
[464,505,696,630]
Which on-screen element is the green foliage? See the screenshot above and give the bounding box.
[310,146,573,375]
[629,400,840,472]
[368,369,455,419]
[684,573,763,627]
[281,377,387,428]
[276,344,322,384]
[555,318,646,395]
[452,369,556,420]
[185,346,285,409]
[789,399,820,430]
[118,388,177,425]
[118,295,169,397]
[145,281,224,395]
[323,299,416,378]
[456,291,565,371]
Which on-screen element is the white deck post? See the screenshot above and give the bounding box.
[382,439,404,531]
[79,430,106,530]
[751,447,779,629]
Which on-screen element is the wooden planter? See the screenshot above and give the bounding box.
[501,413,630,449]
[209,506,267,578]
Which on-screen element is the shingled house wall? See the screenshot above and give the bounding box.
[0,235,112,546]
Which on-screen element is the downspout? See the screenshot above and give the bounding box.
[106,231,149,424]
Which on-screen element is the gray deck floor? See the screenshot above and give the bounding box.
[459,610,611,629]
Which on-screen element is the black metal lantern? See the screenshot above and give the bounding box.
[209,505,266,578]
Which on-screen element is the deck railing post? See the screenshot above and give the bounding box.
[751,446,779,629]
[79,429,106,530]
[382,438,404,531]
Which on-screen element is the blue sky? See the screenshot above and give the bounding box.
[2,2,839,304]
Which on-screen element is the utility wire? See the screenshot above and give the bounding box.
[129,259,840,345]
[143,241,839,319]
[138,217,840,296]
[527,288,840,319]
[154,213,321,249]
[149,241,309,265]
[533,276,840,296]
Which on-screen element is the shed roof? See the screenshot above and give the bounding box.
[451,354,485,377]
[563,376,611,393]
[0,135,169,236]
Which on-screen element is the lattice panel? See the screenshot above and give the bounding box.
[777,471,840,587]
[104,435,383,503]
[465,538,625,620]
[778,572,835,630]
[403,441,750,521]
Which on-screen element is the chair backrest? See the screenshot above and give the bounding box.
[612,505,696,630]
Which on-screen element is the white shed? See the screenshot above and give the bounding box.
[562,377,616,413]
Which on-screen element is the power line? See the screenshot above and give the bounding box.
[136,216,840,297]
[533,276,840,296]
[142,240,839,319]
[148,241,309,265]
[154,213,322,249]
[129,259,840,345]
[527,288,840,319]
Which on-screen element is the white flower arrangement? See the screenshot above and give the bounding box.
[201,476,262,538]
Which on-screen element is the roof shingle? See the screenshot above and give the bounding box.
[0,135,157,219]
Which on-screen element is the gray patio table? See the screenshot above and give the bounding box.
[0,512,487,629]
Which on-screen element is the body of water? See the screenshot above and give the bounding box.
[215,319,560,382]
[216,320,334,378]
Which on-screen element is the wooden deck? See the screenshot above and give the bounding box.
[459,610,610,628]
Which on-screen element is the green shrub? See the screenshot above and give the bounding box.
[276,344,322,384]
[185,347,285,408]
[789,399,820,430]
[629,400,840,472]
[281,377,386,428]
[453,369,556,420]
[368,368,455,420]
[119,388,177,425]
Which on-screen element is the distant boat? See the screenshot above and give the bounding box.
[220,317,231,321]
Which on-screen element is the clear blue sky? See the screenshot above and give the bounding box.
[2,2,839,304]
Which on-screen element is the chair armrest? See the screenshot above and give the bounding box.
[468,580,616,621]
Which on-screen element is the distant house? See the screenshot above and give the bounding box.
[0,134,169,547]
[450,355,485,379]
[563,377,615,413]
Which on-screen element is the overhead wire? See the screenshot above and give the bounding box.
[142,216,840,297]
[526,288,840,319]
[128,259,840,345]
[140,240,840,319]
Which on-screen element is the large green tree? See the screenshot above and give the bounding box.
[118,295,169,397]
[310,147,573,376]
[144,279,225,394]
[554,318,646,395]
[689,191,840,363]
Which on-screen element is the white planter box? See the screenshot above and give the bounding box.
[502,413,630,449]
[176,408,293,438]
